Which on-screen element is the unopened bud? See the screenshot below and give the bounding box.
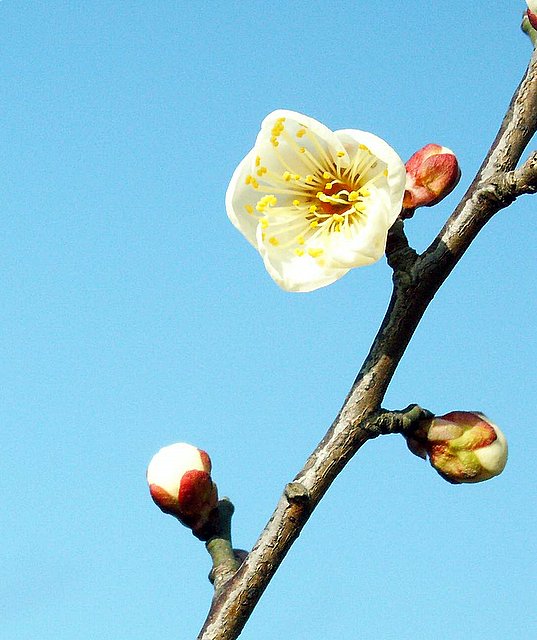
[402,143,461,211]
[147,443,218,537]
[527,2,537,30]
[406,411,508,484]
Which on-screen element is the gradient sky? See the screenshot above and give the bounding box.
[2,2,536,639]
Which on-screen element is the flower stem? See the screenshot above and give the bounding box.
[205,499,241,593]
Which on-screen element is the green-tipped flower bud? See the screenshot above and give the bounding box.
[406,411,508,484]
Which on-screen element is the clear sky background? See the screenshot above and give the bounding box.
[2,2,536,639]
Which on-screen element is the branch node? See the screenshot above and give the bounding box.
[360,404,433,438]
[385,219,419,278]
[284,482,310,504]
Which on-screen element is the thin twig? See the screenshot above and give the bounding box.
[197,48,537,640]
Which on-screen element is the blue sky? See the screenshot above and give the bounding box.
[2,2,536,639]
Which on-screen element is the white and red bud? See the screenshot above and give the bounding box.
[402,143,461,211]
[527,1,537,30]
[406,411,508,484]
[147,443,218,536]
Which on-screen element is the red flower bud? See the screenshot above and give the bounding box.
[147,443,218,537]
[406,411,508,484]
[403,143,461,211]
[527,2,537,29]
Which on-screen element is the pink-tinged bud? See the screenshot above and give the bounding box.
[402,143,461,211]
[147,443,218,537]
[406,411,508,484]
[527,2,537,30]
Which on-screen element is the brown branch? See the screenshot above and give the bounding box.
[197,47,537,640]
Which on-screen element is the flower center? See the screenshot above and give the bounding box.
[317,181,356,215]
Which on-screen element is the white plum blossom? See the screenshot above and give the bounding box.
[226,110,407,292]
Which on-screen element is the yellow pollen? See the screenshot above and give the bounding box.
[293,174,301,180]
[360,188,370,197]
[359,144,369,151]
[325,182,334,189]
[271,118,285,140]
[296,128,306,138]
[269,236,279,246]
[260,217,269,228]
[308,248,323,258]
[337,151,345,157]
[294,248,305,257]
[383,169,388,176]
[245,175,252,185]
[305,174,315,183]
[271,136,279,147]
[296,235,305,245]
[292,199,300,206]
[333,214,344,223]
[245,204,254,214]
[261,232,266,240]
[299,147,306,153]
[255,156,261,167]
[257,167,267,176]
[256,195,277,212]
[353,203,366,212]
[251,178,259,189]
[309,220,319,228]
[283,171,292,181]
[308,205,318,213]
[322,171,331,179]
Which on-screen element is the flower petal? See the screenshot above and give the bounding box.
[225,149,262,247]
[336,129,406,224]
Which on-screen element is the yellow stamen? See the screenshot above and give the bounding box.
[308,248,323,258]
[269,236,279,246]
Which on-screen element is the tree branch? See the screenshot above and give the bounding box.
[197,47,537,640]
